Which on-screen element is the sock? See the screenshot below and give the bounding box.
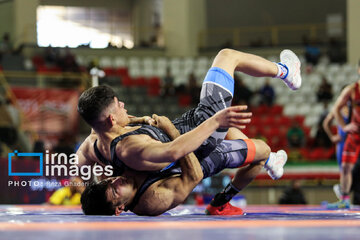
[341,194,350,202]
[210,182,241,207]
[274,62,289,79]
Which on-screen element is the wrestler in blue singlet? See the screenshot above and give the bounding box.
[336,114,350,167]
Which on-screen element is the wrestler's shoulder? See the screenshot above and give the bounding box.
[77,133,97,154]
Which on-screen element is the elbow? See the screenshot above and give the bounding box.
[166,140,192,162]
[322,120,328,130]
[166,146,184,162]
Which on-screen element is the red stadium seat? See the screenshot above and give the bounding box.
[250,116,261,127]
[269,105,283,115]
[103,67,115,76]
[37,65,62,73]
[178,94,191,107]
[135,77,147,86]
[294,115,305,125]
[121,76,134,86]
[147,77,161,96]
[278,116,291,127]
[32,55,45,67]
[253,105,269,115]
[261,115,276,126]
[115,67,129,78]
[307,147,334,161]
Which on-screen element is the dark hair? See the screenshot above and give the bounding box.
[81,182,115,215]
[77,85,116,126]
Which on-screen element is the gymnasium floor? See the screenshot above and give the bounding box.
[1,204,360,240]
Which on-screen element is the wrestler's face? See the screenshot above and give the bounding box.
[111,97,129,126]
[105,176,134,214]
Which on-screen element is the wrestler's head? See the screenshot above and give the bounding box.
[78,85,129,131]
[81,176,134,216]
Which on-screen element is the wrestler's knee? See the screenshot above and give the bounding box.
[217,48,234,58]
[251,139,271,161]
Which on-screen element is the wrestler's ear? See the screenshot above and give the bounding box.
[108,114,116,126]
[114,205,124,216]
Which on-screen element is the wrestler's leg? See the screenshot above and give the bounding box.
[226,127,287,180]
[212,48,301,90]
[174,48,301,142]
[341,162,354,199]
[351,156,360,204]
[204,136,287,215]
[225,127,248,140]
[328,136,358,209]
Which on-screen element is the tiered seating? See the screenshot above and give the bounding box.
[27,51,356,162]
[243,105,292,151]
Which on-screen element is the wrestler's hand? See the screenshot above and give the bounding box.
[330,134,341,144]
[213,105,252,129]
[151,114,180,139]
[343,122,359,133]
[128,115,155,125]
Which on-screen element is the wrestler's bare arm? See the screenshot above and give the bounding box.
[333,85,353,129]
[117,106,252,171]
[76,133,97,168]
[150,114,180,140]
[322,112,341,143]
[128,115,154,125]
[135,152,203,216]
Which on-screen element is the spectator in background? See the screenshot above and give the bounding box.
[0,33,12,59]
[33,139,45,153]
[304,38,321,66]
[328,37,345,63]
[258,79,275,106]
[279,180,307,205]
[287,119,305,148]
[314,103,332,148]
[314,120,332,148]
[59,48,80,72]
[48,177,85,205]
[53,134,75,157]
[233,74,253,106]
[0,97,18,149]
[161,68,175,97]
[316,77,333,103]
[187,72,201,106]
[44,46,60,65]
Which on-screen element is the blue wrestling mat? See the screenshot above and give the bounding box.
[1,205,360,240]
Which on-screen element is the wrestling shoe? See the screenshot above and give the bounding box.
[205,202,244,216]
[279,49,302,90]
[265,150,288,180]
[327,199,350,209]
[333,184,342,200]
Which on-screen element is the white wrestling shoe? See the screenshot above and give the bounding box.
[279,49,302,90]
[265,150,288,180]
[333,184,342,200]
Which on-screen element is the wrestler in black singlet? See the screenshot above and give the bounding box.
[93,124,250,211]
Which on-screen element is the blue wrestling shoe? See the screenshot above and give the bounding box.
[280,49,302,90]
[327,199,350,209]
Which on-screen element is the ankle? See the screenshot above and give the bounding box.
[210,182,240,207]
[341,194,350,201]
[264,152,276,169]
[274,62,289,79]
